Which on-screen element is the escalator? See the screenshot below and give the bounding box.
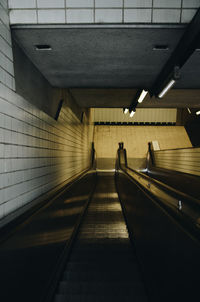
[146,142,200,199]
[54,173,148,302]
[0,146,200,302]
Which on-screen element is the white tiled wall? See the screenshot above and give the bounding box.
[0,0,94,220]
[8,0,200,24]
[0,1,15,91]
[0,82,94,220]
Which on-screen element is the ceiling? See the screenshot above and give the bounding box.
[69,88,200,108]
[12,24,200,108]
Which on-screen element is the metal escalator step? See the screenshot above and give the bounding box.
[54,293,148,302]
[58,281,145,295]
[66,261,138,271]
[69,249,136,257]
[74,238,131,245]
[62,270,142,282]
[71,244,133,250]
[68,255,137,263]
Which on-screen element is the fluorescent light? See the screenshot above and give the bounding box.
[187,108,191,114]
[196,110,200,115]
[123,108,129,114]
[158,79,176,98]
[138,90,148,103]
[130,110,136,117]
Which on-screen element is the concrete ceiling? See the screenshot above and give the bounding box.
[12,25,200,108]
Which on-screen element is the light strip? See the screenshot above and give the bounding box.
[187,108,191,114]
[138,90,148,103]
[196,110,200,115]
[130,110,136,117]
[158,79,176,98]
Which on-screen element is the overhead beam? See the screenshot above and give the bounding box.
[151,8,200,97]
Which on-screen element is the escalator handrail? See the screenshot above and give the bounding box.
[41,172,97,302]
[116,147,200,239]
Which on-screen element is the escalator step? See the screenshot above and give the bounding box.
[58,281,145,295]
[66,261,139,271]
[54,293,148,302]
[68,255,137,262]
[62,271,142,282]
[69,250,135,258]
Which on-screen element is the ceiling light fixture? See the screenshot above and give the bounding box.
[138,90,148,103]
[153,45,169,51]
[157,66,180,99]
[196,110,200,115]
[130,109,136,117]
[35,44,52,51]
[158,79,176,98]
[123,108,129,114]
[187,108,191,114]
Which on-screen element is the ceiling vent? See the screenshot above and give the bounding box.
[35,45,52,51]
[153,45,169,51]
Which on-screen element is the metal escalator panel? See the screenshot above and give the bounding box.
[54,173,148,302]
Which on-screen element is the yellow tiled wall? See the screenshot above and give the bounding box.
[94,125,192,159]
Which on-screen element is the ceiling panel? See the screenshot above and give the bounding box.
[11,25,200,108]
[12,26,186,89]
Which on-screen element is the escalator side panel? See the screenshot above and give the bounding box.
[116,171,200,302]
[147,166,200,200]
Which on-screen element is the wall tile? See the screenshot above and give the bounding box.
[37,0,65,8]
[95,0,123,8]
[0,0,8,9]
[9,9,37,24]
[0,37,13,61]
[95,9,122,23]
[0,5,10,27]
[67,9,93,23]
[38,9,65,23]
[0,20,12,45]
[8,0,36,9]
[153,9,180,23]
[0,52,14,75]
[124,8,151,22]
[181,9,197,22]
[66,0,94,8]
[124,0,152,7]
[153,0,181,8]
[8,2,199,24]
[182,0,200,8]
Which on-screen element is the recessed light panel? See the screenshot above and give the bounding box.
[153,45,169,51]
[35,45,52,51]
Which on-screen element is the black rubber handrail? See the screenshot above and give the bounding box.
[116,147,200,241]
